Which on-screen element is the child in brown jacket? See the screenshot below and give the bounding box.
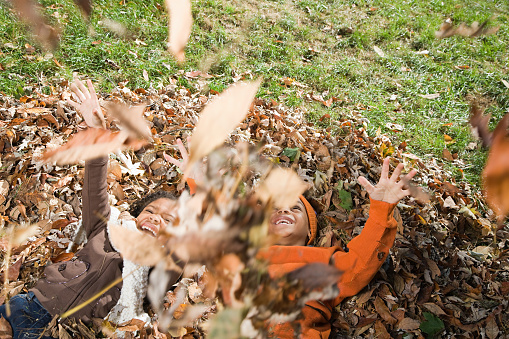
[0,80,185,339]
[258,157,416,338]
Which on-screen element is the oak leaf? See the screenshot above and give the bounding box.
[256,168,308,209]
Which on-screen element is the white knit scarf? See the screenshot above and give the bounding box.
[105,206,151,326]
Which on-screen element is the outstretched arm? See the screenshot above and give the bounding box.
[332,158,416,304]
[68,79,110,238]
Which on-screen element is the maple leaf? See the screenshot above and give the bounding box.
[187,80,261,173]
[165,0,192,62]
[42,128,128,165]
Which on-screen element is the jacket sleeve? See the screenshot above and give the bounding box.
[332,199,398,305]
[82,156,111,239]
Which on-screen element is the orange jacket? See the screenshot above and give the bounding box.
[258,199,398,338]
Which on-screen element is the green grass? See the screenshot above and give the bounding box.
[0,0,508,185]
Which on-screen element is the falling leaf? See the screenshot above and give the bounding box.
[108,224,164,266]
[43,129,128,165]
[256,168,308,209]
[435,20,499,39]
[73,0,92,18]
[0,317,12,339]
[286,263,342,292]
[482,113,509,221]
[469,104,494,147]
[107,103,152,140]
[187,80,261,171]
[10,0,60,50]
[207,308,243,339]
[373,46,385,57]
[165,0,192,62]
[419,93,440,99]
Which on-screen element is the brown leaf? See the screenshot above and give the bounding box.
[469,104,493,147]
[73,0,92,17]
[165,0,192,62]
[422,302,446,316]
[107,103,151,140]
[6,256,23,281]
[108,224,164,266]
[187,80,261,172]
[10,0,60,50]
[374,297,397,325]
[442,149,453,161]
[400,177,431,204]
[256,168,308,209]
[43,128,128,165]
[396,317,420,331]
[0,316,12,339]
[485,314,500,339]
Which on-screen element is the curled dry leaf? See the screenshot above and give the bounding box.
[108,224,164,266]
[256,168,308,208]
[482,113,509,221]
[187,80,261,173]
[165,0,192,62]
[107,103,152,140]
[435,20,499,39]
[43,128,128,165]
[11,0,60,50]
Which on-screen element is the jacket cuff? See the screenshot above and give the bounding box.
[368,198,398,228]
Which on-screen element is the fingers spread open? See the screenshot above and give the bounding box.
[390,163,404,182]
[75,79,90,99]
[70,83,86,102]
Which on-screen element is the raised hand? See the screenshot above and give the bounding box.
[164,137,190,174]
[358,157,417,204]
[66,78,106,129]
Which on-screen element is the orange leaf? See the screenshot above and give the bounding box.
[43,128,128,165]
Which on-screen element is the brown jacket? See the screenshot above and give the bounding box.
[31,156,123,323]
[31,156,184,324]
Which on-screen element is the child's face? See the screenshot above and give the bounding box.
[268,200,309,246]
[136,198,178,238]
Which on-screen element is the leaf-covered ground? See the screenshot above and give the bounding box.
[0,74,508,338]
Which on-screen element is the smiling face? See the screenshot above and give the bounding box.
[136,198,178,238]
[268,199,310,246]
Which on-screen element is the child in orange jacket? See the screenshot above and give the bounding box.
[257,158,416,338]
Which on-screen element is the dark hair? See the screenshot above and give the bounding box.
[129,190,177,217]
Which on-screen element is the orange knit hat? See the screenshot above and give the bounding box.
[299,195,317,245]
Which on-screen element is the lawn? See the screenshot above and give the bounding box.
[0,0,508,184]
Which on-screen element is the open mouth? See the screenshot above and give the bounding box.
[140,223,158,237]
[271,216,294,226]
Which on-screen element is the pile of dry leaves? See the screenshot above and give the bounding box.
[0,73,508,338]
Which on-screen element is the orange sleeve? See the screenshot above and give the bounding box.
[332,199,397,305]
[186,178,197,195]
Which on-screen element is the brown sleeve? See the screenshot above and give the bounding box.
[82,156,111,239]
